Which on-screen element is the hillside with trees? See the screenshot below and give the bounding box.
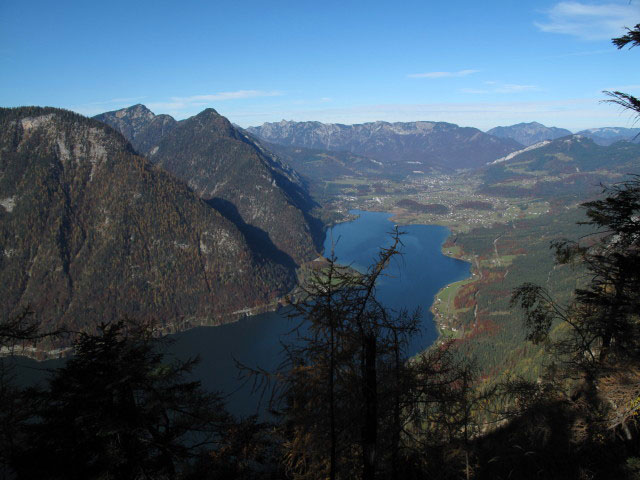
[0,107,297,350]
[247,120,522,172]
[96,105,324,267]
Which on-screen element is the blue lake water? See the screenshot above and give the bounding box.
[326,210,470,356]
[12,210,470,417]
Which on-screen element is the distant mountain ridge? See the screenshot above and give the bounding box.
[247,120,522,171]
[94,105,323,267]
[491,134,640,173]
[258,140,386,181]
[575,126,640,146]
[487,122,573,146]
[0,107,295,342]
[480,134,640,198]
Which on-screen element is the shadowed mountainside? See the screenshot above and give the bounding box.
[95,106,323,266]
[0,107,296,346]
[94,104,178,155]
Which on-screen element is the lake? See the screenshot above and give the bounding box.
[12,210,470,417]
[171,210,470,415]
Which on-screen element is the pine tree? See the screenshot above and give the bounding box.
[11,321,232,479]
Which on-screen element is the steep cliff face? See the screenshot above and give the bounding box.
[95,106,322,266]
[0,107,295,339]
[94,104,178,155]
[247,120,522,170]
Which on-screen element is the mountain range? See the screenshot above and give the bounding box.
[0,107,299,341]
[95,105,322,267]
[575,126,640,146]
[257,140,386,182]
[3,103,639,344]
[94,104,178,155]
[487,121,640,147]
[247,120,522,172]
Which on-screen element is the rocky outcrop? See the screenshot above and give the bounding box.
[94,104,177,155]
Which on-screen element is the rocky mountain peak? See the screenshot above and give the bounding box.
[94,105,322,267]
[487,122,573,147]
[114,104,155,120]
[94,104,178,155]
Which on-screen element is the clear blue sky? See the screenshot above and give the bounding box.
[1,0,639,130]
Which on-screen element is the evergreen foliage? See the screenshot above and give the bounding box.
[244,232,479,480]
[10,321,233,479]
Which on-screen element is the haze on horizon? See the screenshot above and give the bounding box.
[1,0,639,131]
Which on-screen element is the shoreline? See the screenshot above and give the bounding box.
[326,208,475,349]
[7,210,477,362]
[430,234,478,344]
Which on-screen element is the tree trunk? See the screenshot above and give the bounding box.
[391,333,401,480]
[362,334,377,480]
[329,318,336,480]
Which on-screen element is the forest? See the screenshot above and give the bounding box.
[1,171,639,479]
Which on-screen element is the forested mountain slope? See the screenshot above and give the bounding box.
[479,134,640,200]
[95,106,323,267]
[257,140,386,181]
[248,120,522,171]
[487,121,572,146]
[0,107,295,347]
[435,208,588,383]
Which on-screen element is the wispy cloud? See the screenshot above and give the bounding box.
[145,90,284,116]
[71,90,284,119]
[408,69,479,79]
[535,2,640,40]
[461,82,539,94]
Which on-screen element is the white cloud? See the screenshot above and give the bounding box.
[143,90,283,117]
[408,69,479,79]
[535,2,640,40]
[71,90,284,119]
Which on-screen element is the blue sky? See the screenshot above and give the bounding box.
[1,0,639,130]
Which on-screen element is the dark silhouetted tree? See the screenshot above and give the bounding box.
[11,321,233,480]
